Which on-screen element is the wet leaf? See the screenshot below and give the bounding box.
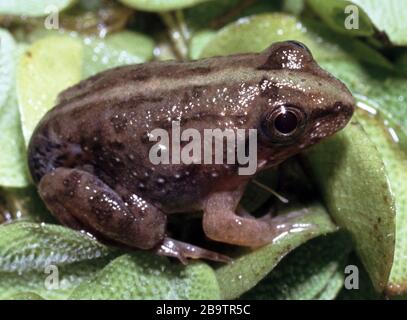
[307,0,407,45]
[0,43,31,187]
[314,271,345,300]
[184,0,241,30]
[0,222,113,272]
[0,93,30,187]
[283,0,305,15]
[16,35,83,144]
[306,0,374,36]
[242,232,351,300]
[337,253,380,300]
[199,13,391,69]
[58,1,133,36]
[354,110,407,296]
[0,222,115,299]
[0,28,15,111]
[185,0,280,30]
[316,58,407,296]
[118,0,213,12]
[6,292,45,300]
[304,120,396,292]
[82,31,155,77]
[0,258,110,300]
[352,0,407,45]
[70,253,220,300]
[0,0,77,17]
[215,204,337,299]
[23,29,155,77]
[189,30,215,60]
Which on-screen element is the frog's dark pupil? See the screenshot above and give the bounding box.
[274,111,298,134]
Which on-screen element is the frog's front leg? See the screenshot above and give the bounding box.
[37,167,167,250]
[202,187,312,247]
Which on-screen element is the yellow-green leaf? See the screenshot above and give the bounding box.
[0,0,77,17]
[118,0,212,12]
[70,253,220,300]
[304,120,396,292]
[355,109,407,296]
[306,0,374,36]
[16,35,82,144]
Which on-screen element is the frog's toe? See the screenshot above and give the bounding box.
[155,237,231,264]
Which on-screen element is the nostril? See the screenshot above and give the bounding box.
[334,101,355,118]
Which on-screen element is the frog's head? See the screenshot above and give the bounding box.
[255,41,355,169]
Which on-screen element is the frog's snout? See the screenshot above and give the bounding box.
[308,99,355,143]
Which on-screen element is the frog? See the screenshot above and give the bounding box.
[28,41,355,263]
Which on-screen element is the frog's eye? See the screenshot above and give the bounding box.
[262,105,306,142]
[287,40,311,55]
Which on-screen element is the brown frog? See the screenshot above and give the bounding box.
[28,41,355,262]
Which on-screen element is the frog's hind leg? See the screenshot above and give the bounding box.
[37,167,166,250]
[202,189,315,248]
[38,167,231,263]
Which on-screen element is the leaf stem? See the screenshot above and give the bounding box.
[210,0,257,29]
[159,11,188,60]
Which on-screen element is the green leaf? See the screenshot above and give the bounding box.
[283,0,305,15]
[0,43,31,188]
[242,232,351,300]
[118,0,213,12]
[6,292,45,300]
[199,13,336,59]
[70,253,220,300]
[0,222,115,299]
[352,0,407,45]
[189,30,215,60]
[304,120,396,292]
[319,59,407,296]
[16,35,83,144]
[0,258,111,300]
[185,0,241,30]
[0,93,30,187]
[354,110,407,296]
[395,52,407,74]
[0,0,78,17]
[314,271,345,300]
[198,13,391,69]
[24,29,155,77]
[0,222,113,272]
[215,204,337,299]
[306,0,374,36]
[0,29,15,111]
[337,253,380,300]
[82,31,155,77]
[184,0,280,31]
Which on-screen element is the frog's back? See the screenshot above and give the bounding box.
[27,53,265,204]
